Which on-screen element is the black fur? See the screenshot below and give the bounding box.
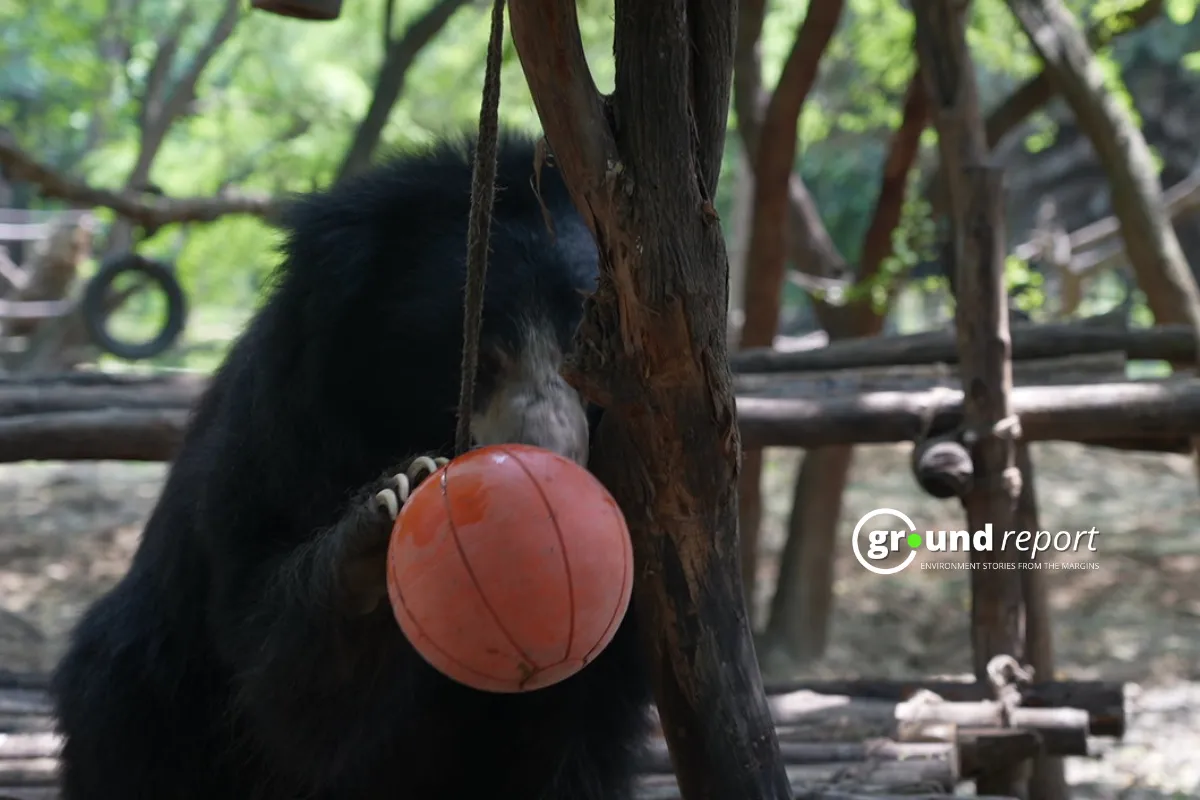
[50,133,652,799]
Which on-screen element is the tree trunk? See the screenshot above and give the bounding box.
[923,0,1165,213]
[1006,0,1200,496]
[759,445,854,671]
[1005,0,1200,336]
[758,72,928,671]
[510,1,791,797]
[734,1,846,612]
[916,4,1028,794]
[914,0,1025,685]
[1013,443,1067,800]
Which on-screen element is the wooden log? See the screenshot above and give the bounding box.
[0,728,960,785]
[639,738,956,774]
[0,778,1012,800]
[0,702,1074,796]
[0,299,75,322]
[635,757,959,800]
[958,729,1042,779]
[0,348,1126,410]
[0,722,54,738]
[648,690,1090,757]
[0,371,197,387]
[0,789,58,800]
[0,378,202,416]
[734,351,1127,398]
[0,758,56,788]
[0,732,949,779]
[737,379,1200,449]
[4,375,1199,463]
[0,409,189,463]
[1009,708,1089,756]
[897,694,1088,756]
[0,734,57,761]
[0,675,45,692]
[0,694,50,719]
[0,675,1125,739]
[759,679,1124,738]
[729,322,1195,375]
[0,729,978,800]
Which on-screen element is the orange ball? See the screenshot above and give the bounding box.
[385,444,633,693]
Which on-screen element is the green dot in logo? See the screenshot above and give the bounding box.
[907,532,923,549]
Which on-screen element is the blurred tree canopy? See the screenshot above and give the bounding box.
[2,0,1199,336]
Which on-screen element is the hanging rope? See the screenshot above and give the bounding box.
[454,0,507,457]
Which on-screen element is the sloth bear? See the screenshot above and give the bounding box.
[50,132,651,799]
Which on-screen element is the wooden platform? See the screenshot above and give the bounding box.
[0,682,55,800]
[0,675,1126,800]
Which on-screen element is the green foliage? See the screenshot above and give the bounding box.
[1004,255,1047,315]
[818,165,938,316]
[1023,116,1059,154]
[1165,0,1198,24]
[882,175,938,281]
[4,0,1198,360]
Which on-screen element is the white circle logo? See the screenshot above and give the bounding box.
[852,508,919,575]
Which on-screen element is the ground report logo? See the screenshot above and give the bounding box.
[851,507,1100,575]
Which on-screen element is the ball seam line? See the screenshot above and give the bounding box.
[580,485,631,665]
[387,530,515,688]
[501,445,576,665]
[440,458,543,675]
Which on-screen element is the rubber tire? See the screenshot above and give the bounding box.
[81,253,188,361]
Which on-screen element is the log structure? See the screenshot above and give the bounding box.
[4,368,1200,464]
[0,672,1125,800]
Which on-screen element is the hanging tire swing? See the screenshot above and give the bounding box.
[80,253,188,361]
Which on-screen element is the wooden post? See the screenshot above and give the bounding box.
[508,1,791,797]
[1014,444,1068,800]
[914,1,1028,797]
[956,166,1025,681]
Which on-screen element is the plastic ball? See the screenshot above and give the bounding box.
[385,444,633,693]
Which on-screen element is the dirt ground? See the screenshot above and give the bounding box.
[1,442,1198,798]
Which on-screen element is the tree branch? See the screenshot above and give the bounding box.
[1013,167,1200,266]
[738,1,845,349]
[689,0,737,193]
[845,68,930,333]
[733,0,849,289]
[138,19,189,134]
[1006,0,1200,334]
[859,73,929,278]
[0,131,278,226]
[335,0,475,183]
[383,0,397,50]
[925,0,1165,212]
[988,0,1162,149]
[509,0,617,237]
[130,0,243,184]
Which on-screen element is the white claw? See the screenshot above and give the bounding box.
[406,456,442,482]
[377,458,447,521]
[375,488,400,520]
